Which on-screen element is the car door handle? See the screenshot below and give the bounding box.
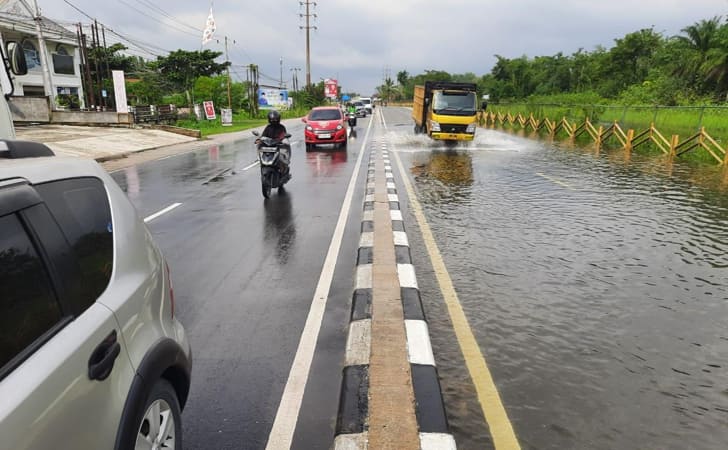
[88,330,121,381]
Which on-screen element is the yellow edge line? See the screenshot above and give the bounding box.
[535,172,574,189]
[391,148,521,450]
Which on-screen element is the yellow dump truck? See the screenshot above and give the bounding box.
[412,81,479,142]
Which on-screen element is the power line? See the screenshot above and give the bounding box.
[116,0,200,38]
[132,0,203,33]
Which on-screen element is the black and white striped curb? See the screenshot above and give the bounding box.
[334,141,456,450]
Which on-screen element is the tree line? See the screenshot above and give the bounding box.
[378,16,728,106]
[82,47,327,114]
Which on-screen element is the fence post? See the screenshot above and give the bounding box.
[625,129,634,155]
[596,125,603,149]
[670,134,679,158]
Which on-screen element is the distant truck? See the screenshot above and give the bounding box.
[412,81,479,142]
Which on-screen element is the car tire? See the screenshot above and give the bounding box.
[135,379,182,450]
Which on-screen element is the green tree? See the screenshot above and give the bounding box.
[156,49,230,106]
[396,70,409,87]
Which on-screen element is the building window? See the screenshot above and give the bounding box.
[22,40,40,71]
[52,45,74,75]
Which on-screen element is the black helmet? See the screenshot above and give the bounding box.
[267,110,281,125]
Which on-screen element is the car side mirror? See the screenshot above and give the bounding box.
[481,102,488,111]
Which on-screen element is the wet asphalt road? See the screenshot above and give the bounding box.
[111,117,370,449]
[110,107,728,450]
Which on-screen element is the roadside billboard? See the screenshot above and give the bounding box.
[324,79,338,99]
[258,87,289,109]
[203,100,216,119]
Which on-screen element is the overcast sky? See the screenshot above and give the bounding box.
[41,0,728,96]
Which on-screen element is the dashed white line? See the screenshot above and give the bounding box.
[143,203,182,223]
[242,160,260,171]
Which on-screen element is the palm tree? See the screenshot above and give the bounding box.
[703,21,728,100]
[675,16,722,91]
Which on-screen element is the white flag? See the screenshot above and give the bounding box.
[201,8,216,45]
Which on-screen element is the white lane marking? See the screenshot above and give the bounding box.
[405,320,436,366]
[420,433,457,450]
[393,231,409,247]
[265,107,374,450]
[242,160,260,171]
[397,263,418,289]
[345,319,372,366]
[390,210,403,222]
[143,203,182,223]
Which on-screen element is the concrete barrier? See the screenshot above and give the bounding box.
[9,97,51,123]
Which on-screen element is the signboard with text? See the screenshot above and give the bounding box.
[203,101,216,120]
[324,79,338,99]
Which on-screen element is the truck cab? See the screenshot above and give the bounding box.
[412,82,478,142]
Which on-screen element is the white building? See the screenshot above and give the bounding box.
[0,0,85,108]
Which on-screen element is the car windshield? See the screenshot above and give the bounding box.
[433,91,476,114]
[360,99,371,105]
[309,109,341,121]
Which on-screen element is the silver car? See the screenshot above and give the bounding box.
[0,141,191,449]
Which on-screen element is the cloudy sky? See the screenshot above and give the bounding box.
[41,0,728,96]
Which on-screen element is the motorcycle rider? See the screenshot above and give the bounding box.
[256,109,291,180]
[259,110,287,140]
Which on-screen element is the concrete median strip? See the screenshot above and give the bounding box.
[335,140,456,449]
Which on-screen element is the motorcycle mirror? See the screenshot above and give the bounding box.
[252,130,260,136]
[301,117,307,123]
[284,133,292,138]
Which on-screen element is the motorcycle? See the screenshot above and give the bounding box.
[252,130,292,198]
[347,111,357,128]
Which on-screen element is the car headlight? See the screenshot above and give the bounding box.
[336,124,343,130]
[306,125,313,131]
[430,120,441,132]
[466,122,477,133]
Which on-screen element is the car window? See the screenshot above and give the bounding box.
[309,109,342,121]
[35,178,113,311]
[0,213,63,375]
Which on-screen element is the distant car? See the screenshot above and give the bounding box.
[303,106,347,150]
[359,97,373,114]
[0,141,191,450]
[353,101,367,118]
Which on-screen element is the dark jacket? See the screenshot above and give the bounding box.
[261,123,287,140]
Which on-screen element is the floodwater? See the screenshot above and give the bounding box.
[394,129,728,449]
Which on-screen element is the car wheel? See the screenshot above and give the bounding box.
[135,379,182,450]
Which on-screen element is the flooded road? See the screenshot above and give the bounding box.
[383,108,728,449]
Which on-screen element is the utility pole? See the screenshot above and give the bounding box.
[224,36,232,109]
[279,57,283,89]
[290,68,301,92]
[299,1,317,88]
[24,0,55,108]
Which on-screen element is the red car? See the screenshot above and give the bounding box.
[303,106,347,150]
